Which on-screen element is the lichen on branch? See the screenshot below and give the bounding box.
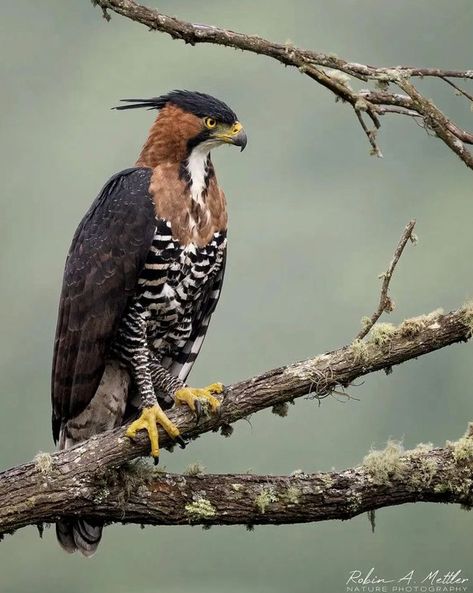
[0,301,472,536]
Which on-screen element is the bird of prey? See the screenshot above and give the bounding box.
[51,90,247,555]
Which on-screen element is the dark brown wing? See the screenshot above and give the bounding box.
[51,167,156,442]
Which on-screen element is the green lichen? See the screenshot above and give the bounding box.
[34,452,53,474]
[428,427,473,508]
[290,469,306,478]
[255,488,278,514]
[351,339,369,363]
[367,323,397,347]
[434,482,450,494]
[325,69,352,89]
[448,435,473,464]
[409,453,437,489]
[461,300,473,337]
[320,474,333,488]
[24,496,38,509]
[413,442,434,453]
[185,497,216,519]
[399,309,443,338]
[283,486,301,505]
[399,317,427,338]
[363,440,407,485]
[350,491,363,512]
[184,462,206,476]
[94,459,158,507]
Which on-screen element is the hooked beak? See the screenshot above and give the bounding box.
[215,121,247,151]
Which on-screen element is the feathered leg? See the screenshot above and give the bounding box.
[113,303,222,460]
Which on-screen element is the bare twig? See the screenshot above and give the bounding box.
[91,0,473,169]
[355,220,416,340]
[354,104,382,158]
[441,76,473,103]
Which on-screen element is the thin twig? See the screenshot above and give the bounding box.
[355,220,416,340]
[441,76,473,103]
[91,0,473,169]
[354,104,382,157]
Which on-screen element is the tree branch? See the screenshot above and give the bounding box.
[2,3,471,537]
[356,220,416,340]
[1,302,472,536]
[91,0,473,168]
[4,428,473,533]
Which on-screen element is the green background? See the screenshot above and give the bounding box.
[1,1,472,592]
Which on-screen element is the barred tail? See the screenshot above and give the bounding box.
[56,518,103,557]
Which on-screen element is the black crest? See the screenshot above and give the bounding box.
[114,90,237,124]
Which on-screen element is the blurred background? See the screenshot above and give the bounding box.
[1,1,473,592]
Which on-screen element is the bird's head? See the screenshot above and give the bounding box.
[115,90,247,168]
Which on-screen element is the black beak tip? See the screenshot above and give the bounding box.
[237,131,248,152]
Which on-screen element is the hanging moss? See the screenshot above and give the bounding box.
[363,440,407,485]
[272,402,289,417]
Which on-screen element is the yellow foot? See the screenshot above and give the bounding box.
[125,405,186,462]
[175,382,224,416]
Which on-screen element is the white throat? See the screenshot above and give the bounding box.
[186,143,212,207]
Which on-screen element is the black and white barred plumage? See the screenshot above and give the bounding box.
[111,218,227,407]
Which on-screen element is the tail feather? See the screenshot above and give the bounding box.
[54,361,129,555]
[55,519,77,554]
[56,518,103,557]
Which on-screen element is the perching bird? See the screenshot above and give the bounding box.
[51,90,246,556]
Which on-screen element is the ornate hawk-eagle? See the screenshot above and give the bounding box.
[51,91,246,555]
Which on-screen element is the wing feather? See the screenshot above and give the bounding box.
[51,167,156,442]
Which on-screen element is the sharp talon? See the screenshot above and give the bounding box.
[195,400,202,421]
[175,382,223,418]
[153,456,160,466]
[175,435,187,449]
[125,405,181,459]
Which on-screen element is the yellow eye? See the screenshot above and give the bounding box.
[204,117,217,129]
